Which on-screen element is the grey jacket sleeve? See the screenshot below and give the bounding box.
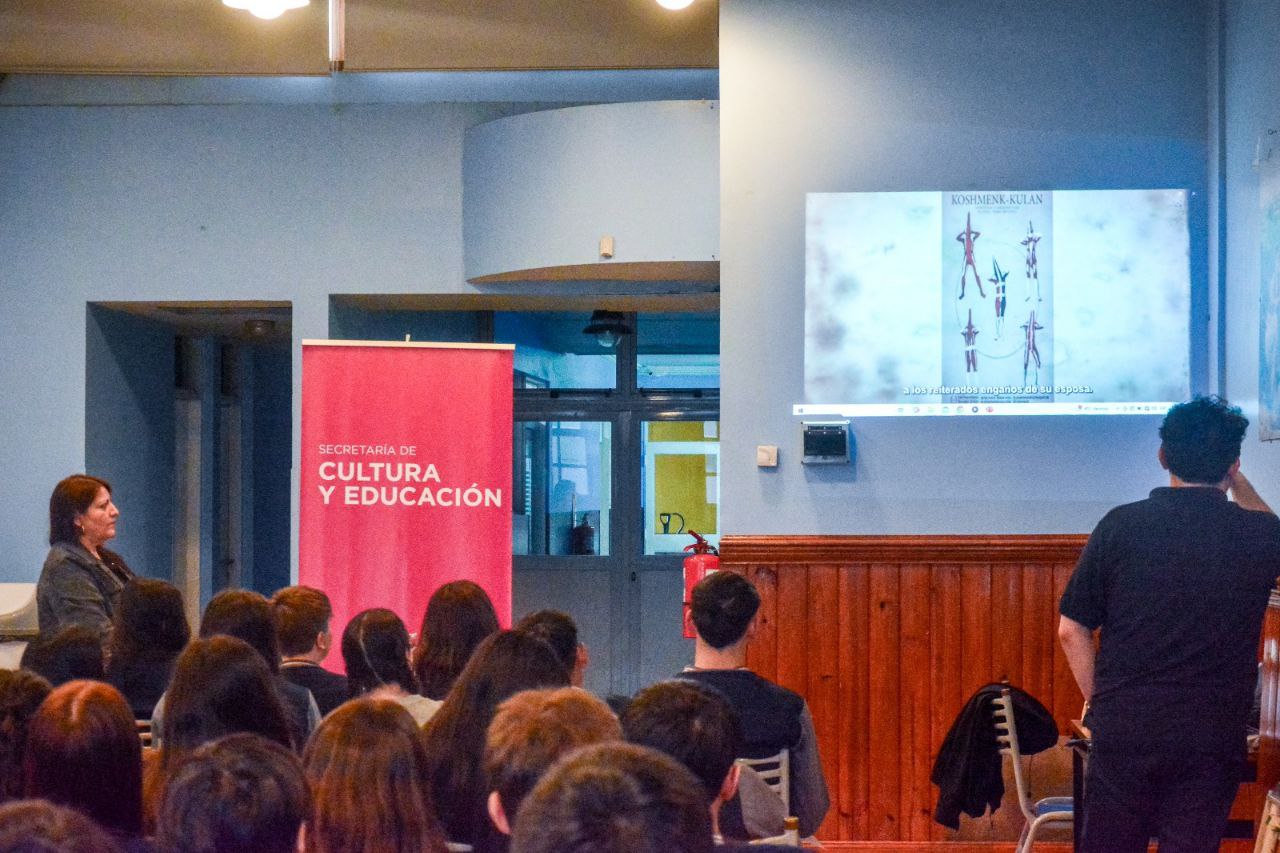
[39,559,113,640]
[790,701,830,837]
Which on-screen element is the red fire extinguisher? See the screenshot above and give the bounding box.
[682,531,719,639]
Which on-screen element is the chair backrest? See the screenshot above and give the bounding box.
[737,748,790,814]
[991,688,1036,823]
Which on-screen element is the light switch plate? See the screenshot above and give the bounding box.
[756,444,778,467]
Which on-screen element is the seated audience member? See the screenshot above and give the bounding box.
[155,733,310,853]
[20,626,104,687]
[413,580,500,701]
[342,608,440,726]
[192,589,319,746]
[22,680,143,842]
[422,630,570,846]
[481,687,621,853]
[303,697,447,853]
[0,799,125,853]
[0,669,52,804]
[680,572,829,836]
[514,610,588,688]
[510,742,714,853]
[622,680,791,850]
[271,585,348,716]
[150,636,294,831]
[106,578,190,718]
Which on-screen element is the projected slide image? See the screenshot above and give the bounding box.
[802,189,1190,417]
[941,193,1054,399]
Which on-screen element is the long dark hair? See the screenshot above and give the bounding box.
[48,475,111,547]
[412,581,500,701]
[161,636,293,770]
[22,680,143,839]
[342,608,418,697]
[303,698,447,853]
[420,630,569,844]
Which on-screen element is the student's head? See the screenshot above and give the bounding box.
[341,608,417,696]
[0,799,125,853]
[510,742,714,853]
[690,572,760,650]
[483,687,621,834]
[621,680,743,808]
[1158,396,1249,485]
[162,636,293,767]
[109,578,190,662]
[156,733,310,853]
[515,610,586,687]
[302,697,445,853]
[48,475,112,547]
[272,585,334,660]
[0,669,52,803]
[22,680,142,839]
[200,589,281,674]
[20,627,104,686]
[413,580,500,700]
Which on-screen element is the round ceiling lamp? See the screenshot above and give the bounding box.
[583,311,632,350]
[656,0,694,9]
[223,0,309,20]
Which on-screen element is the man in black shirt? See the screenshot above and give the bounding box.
[1059,396,1280,852]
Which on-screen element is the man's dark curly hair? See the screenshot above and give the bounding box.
[1158,395,1248,485]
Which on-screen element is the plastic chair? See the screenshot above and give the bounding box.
[737,748,790,813]
[1256,786,1280,853]
[993,688,1073,853]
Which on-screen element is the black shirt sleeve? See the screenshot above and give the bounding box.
[1059,519,1109,630]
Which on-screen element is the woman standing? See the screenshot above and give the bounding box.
[37,475,134,640]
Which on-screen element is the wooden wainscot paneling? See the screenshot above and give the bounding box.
[719,534,1088,844]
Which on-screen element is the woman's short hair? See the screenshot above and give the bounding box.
[109,578,190,661]
[162,636,293,768]
[303,697,446,853]
[22,680,143,839]
[0,799,125,853]
[412,580,500,700]
[421,630,570,845]
[199,589,282,674]
[342,608,417,697]
[156,733,310,853]
[0,669,53,803]
[48,475,111,547]
[511,743,714,853]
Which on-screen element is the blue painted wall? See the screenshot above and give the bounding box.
[720,0,1215,535]
[464,101,719,278]
[84,306,177,580]
[0,101,484,579]
[1222,1,1280,491]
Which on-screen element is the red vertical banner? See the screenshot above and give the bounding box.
[299,341,514,645]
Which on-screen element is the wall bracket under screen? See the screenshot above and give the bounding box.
[801,421,852,465]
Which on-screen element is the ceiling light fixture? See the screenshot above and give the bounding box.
[584,310,632,350]
[223,0,309,20]
[656,0,694,9]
